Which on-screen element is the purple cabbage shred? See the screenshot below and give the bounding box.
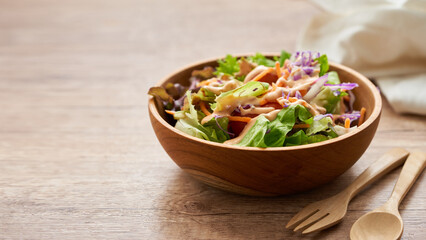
[215,116,235,137]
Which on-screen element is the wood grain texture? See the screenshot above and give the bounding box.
[149,60,382,196]
[0,0,425,239]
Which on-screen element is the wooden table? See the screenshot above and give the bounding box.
[0,0,425,239]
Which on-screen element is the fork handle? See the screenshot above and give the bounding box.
[343,148,409,200]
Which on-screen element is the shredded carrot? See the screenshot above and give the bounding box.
[344,118,350,128]
[358,107,366,126]
[199,101,211,116]
[272,82,277,91]
[293,124,310,129]
[275,61,282,77]
[259,98,268,106]
[228,116,252,123]
[276,80,286,87]
[288,97,298,103]
[165,110,175,115]
[252,68,274,82]
[283,69,290,79]
[299,89,307,96]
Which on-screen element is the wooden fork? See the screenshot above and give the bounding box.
[286,148,409,234]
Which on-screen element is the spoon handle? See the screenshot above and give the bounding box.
[344,148,409,200]
[389,151,426,207]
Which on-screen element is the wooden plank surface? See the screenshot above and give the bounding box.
[0,0,425,239]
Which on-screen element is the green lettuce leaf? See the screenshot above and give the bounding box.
[215,54,240,77]
[273,50,292,67]
[248,53,276,67]
[311,87,341,114]
[196,88,216,102]
[316,54,329,77]
[175,91,230,143]
[203,116,230,142]
[284,130,308,146]
[215,81,269,112]
[284,129,336,146]
[236,115,269,148]
[237,105,312,147]
[307,134,330,143]
[306,117,333,136]
[326,71,340,84]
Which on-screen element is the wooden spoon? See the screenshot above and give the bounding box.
[350,151,426,240]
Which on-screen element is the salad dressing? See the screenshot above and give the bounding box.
[244,65,268,83]
[240,106,275,116]
[204,79,241,95]
[201,95,260,124]
[224,109,281,145]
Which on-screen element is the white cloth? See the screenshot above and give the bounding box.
[297,0,426,115]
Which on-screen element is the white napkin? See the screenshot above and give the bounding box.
[297,0,426,115]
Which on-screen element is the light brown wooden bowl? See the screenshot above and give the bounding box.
[148,55,382,196]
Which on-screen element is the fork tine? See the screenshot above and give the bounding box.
[293,211,329,232]
[286,206,319,229]
[301,214,341,234]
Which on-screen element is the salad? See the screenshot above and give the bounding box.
[149,51,366,147]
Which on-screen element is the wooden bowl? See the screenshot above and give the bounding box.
[148,55,382,196]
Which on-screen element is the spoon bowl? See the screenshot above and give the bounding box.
[350,211,402,240]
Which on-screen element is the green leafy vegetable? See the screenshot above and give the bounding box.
[326,71,340,84]
[306,117,333,136]
[307,134,331,144]
[316,54,329,77]
[263,105,307,147]
[273,50,292,67]
[175,91,230,143]
[284,130,308,146]
[232,81,269,98]
[284,129,336,146]
[311,87,341,114]
[215,81,269,111]
[203,116,230,142]
[196,88,216,102]
[236,105,312,147]
[215,55,240,77]
[236,115,269,147]
[248,53,276,67]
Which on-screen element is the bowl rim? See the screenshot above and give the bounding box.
[149,53,382,151]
